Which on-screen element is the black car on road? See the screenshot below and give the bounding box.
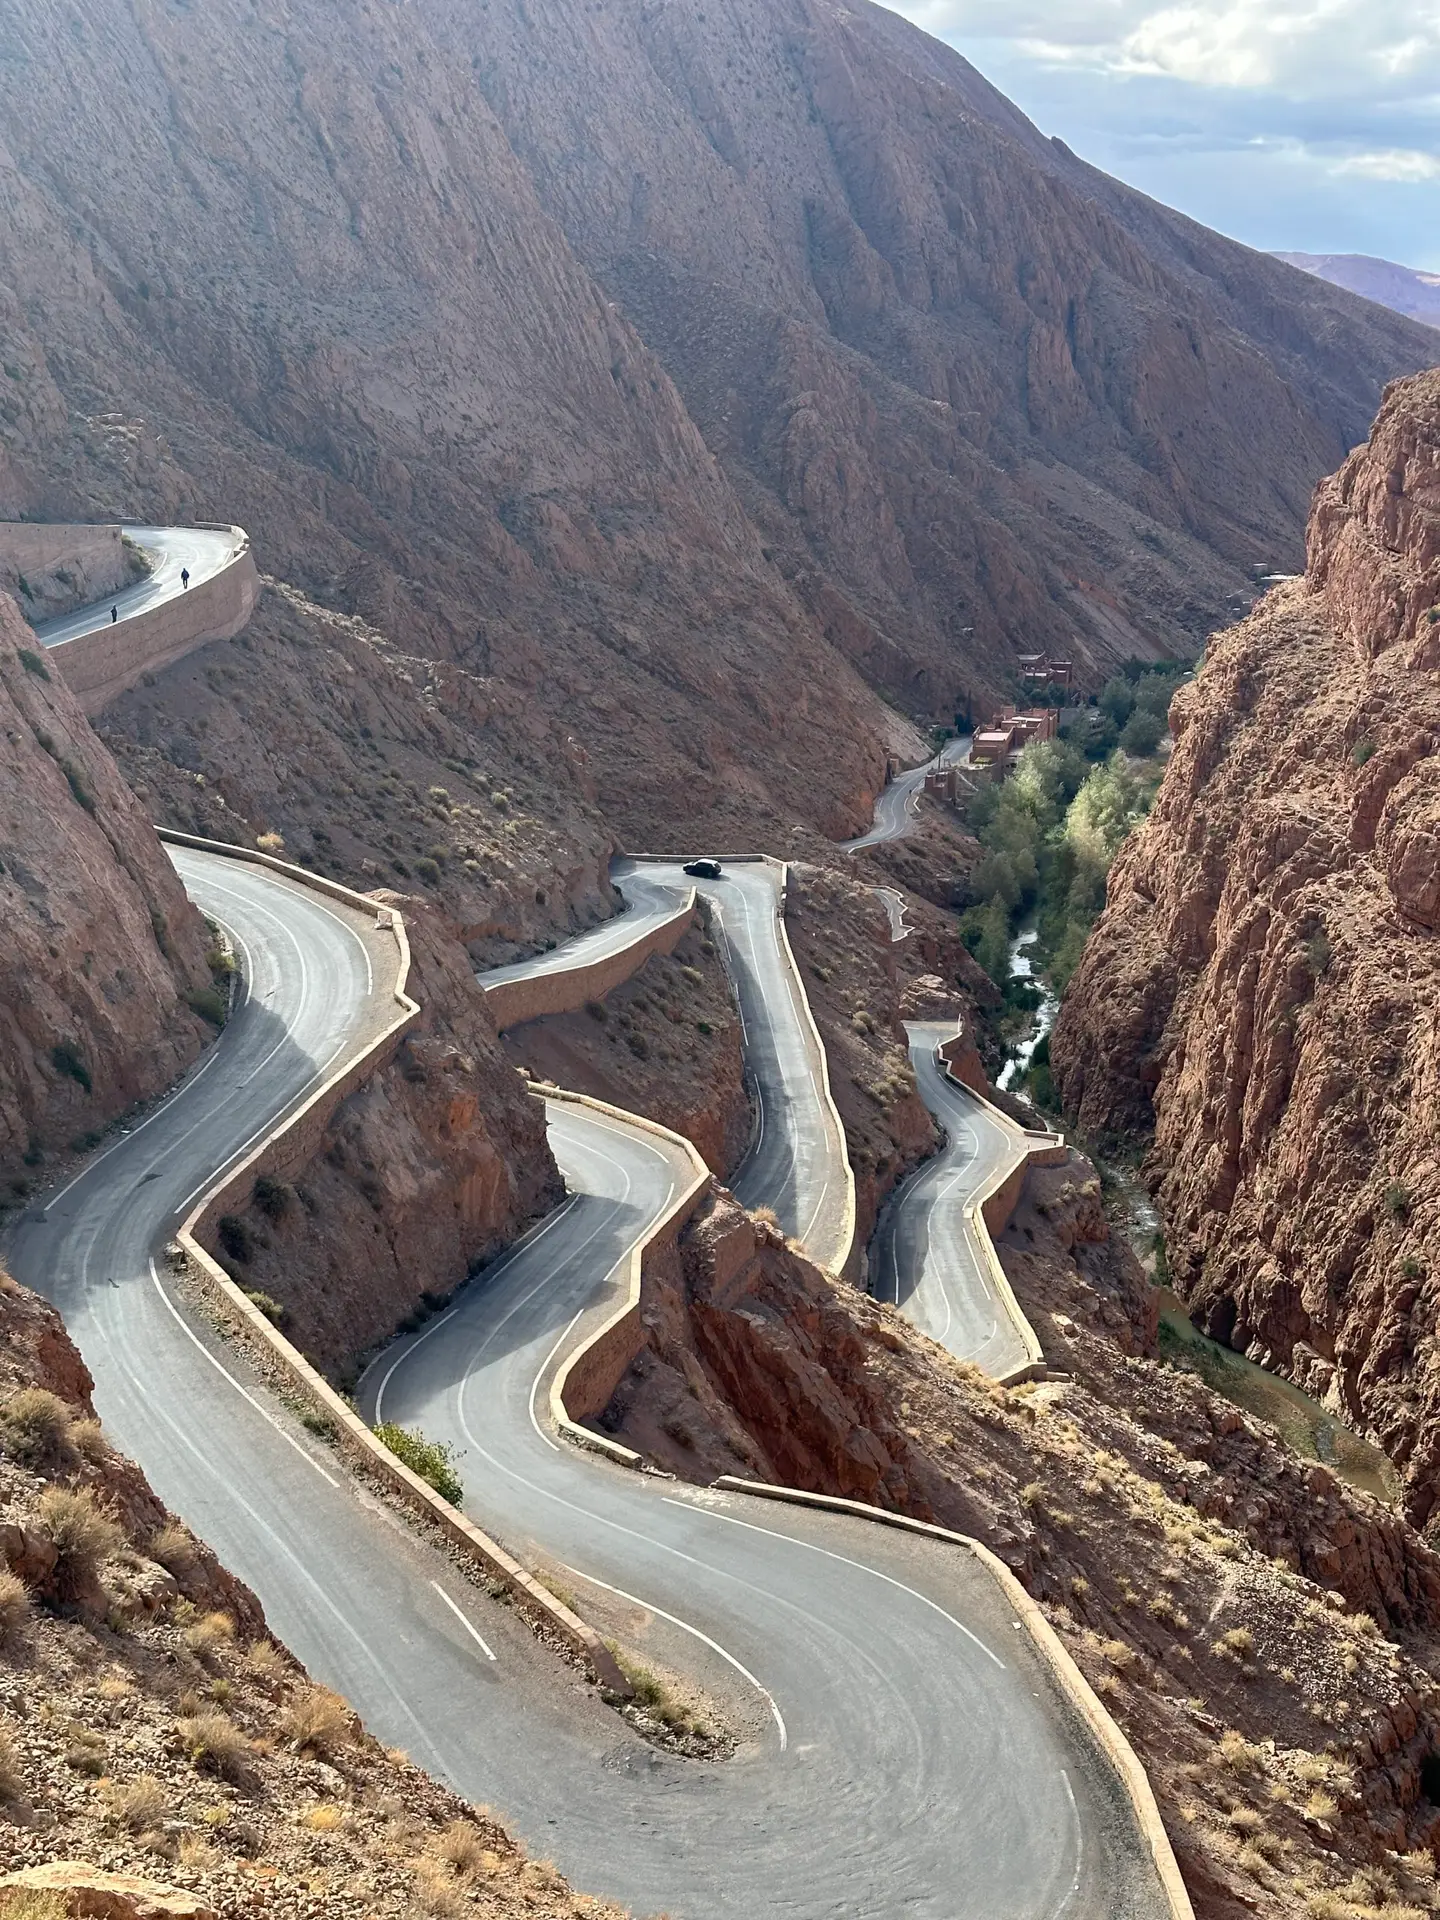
[682,859,722,880]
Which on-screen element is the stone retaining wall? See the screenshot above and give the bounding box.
[481,893,695,1031]
[48,530,259,714]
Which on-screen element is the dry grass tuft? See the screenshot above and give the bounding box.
[177,1835,221,1871]
[148,1523,198,1577]
[428,1819,487,1878]
[0,1571,32,1649]
[105,1772,169,1832]
[304,1802,347,1832]
[0,1388,73,1466]
[0,1725,24,1803]
[410,1856,464,1917]
[283,1685,352,1757]
[68,1418,108,1462]
[244,1638,285,1680]
[0,1892,71,1920]
[183,1611,235,1660]
[176,1710,252,1782]
[35,1486,123,1599]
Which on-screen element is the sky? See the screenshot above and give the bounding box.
[887,2,1440,270]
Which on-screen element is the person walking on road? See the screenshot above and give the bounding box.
[181,567,190,589]
[109,605,117,624]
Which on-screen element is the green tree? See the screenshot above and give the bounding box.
[1119,708,1164,756]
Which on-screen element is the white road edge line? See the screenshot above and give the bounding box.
[528,1310,584,1453]
[146,1258,339,1486]
[663,1496,1006,1670]
[560,1562,787,1750]
[430,1580,497,1662]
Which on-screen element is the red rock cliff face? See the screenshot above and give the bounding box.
[1053,370,1440,1519]
[214,897,562,1382]
[0,594,212,1186]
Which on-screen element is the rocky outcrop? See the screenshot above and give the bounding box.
[503,916,751,1178]
[1053,369,1440,1519]
[209,898,562,1382]
[0,594,212,1189]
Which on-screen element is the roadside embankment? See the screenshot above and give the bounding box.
[0,602,213,1188]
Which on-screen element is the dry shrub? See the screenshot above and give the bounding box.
[148,1523,198,1577]
[1304,1789,1339,1822]
[177,1711,252,1782]
[106,1773,169,1832]
[429,1819,486,1878]
[184,1611,235,1659]
[0,1388,73,1466]
[283,1686,352,1757]
[411,1857,464,1917]
[177,1836,220,1871]
[0,1572,32,1650]
[69,1418,108,1462]
[1217,1729,1264,1773]
[0,1893,70,1920]
[36,1486,123,1599]
[304,1803,346,1832]
[1213,1626,1256,1662]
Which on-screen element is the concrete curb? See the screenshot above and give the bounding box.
[530,1082,710,1466]
[156,831,631,1696]
[711,1477,1195,1920]
[620,852,857,1280]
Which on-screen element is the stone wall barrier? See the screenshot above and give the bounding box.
[47,528,260,714]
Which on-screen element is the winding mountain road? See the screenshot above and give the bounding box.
[873,1023,1036,1374]
[1,663,1170,1913]
[35,526,241,648]
[841,732,974,849]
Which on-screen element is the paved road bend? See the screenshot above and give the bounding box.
[35,525,241,649]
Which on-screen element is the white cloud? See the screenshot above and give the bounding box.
[1333,146,1440,179]
[881,0,1440,264]
[891,0,1440,102]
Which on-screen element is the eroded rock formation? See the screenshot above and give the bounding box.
[209,897,563,1382]
[1054,368,1440,1518]
[0,594,212,1186]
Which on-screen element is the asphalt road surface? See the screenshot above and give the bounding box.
[479,860,686,993]
[362,1097,1166,1918]
[488,858,851,1275]
[841,733,974,849]
[35,525,240,648]
[2,843,1167,1915]
[872,1024,1034,1375]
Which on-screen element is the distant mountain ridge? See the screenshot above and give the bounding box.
[1275,253,1440,330]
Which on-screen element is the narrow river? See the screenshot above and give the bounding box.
[997,924,1058,1091]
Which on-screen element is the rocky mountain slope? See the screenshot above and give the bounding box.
[0,0,1435,864]
[1053,368,1440,1521]
[0,1266,607,1918]
[0,594,213,1192]
[1276,254,1440,331]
